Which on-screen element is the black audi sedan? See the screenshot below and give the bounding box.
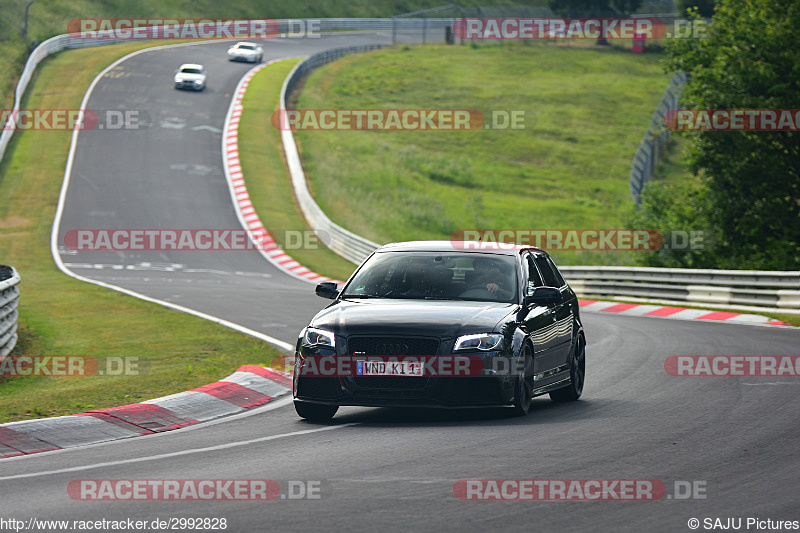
[293,241,586,420]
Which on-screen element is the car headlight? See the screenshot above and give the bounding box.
[303,327,336,349]
[453,333,504,352]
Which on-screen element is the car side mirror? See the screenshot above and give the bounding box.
[315,281,339,299]
[523,286,562,307]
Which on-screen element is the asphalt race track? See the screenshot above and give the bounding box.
[5,32,798,532]
[55,34,403,343]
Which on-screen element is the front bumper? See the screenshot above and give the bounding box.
[293,351,517,408]
[294,375,511,408]
[228,54,258,62]
[174,80,204,90]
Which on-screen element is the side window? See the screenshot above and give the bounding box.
[534,254,562,287]
[546,256,566,287]
[525,255,544,294]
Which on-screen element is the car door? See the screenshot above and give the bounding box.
[532,253,574,375]
[520,253,563,386]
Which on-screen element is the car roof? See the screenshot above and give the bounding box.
[234,42,258,47]
[376,240,544,256]
[179,63,204,70]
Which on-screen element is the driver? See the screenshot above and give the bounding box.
[398,266,428,298]
[469,257,513,299]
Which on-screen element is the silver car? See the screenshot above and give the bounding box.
[227,42,263,63]
[174,64,206,91]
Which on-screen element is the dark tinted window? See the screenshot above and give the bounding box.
[533,254,562,287]
[525,255,544,294]
[342,252,518,302]
[546,256,566,286]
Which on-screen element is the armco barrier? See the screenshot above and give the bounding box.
[560,266,800,315]
[629,71,686,203]
[0,266,20,357]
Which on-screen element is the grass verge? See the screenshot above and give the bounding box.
[0,41,285,423]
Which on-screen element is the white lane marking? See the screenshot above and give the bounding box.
[0,420,359,480]
[742,382,800,386]
[63,263,273,278]
[191,125,222,133]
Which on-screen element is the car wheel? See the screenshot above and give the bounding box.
[550,333,585,402]
[294,401,338,421]
[512,343,534,415]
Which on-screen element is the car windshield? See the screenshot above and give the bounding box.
[341,251,518,302]
[180,68,202,74]
[237,44,255,50]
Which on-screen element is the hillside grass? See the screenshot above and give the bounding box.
[293,42,674,266]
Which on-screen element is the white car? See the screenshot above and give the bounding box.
[174,64,206,91]
[227,42,263,63]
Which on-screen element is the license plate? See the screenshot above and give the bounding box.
[356,360,423,376]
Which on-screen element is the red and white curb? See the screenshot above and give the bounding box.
[0,365,291,459]
[578,300,791,327]
[222,59,337,285]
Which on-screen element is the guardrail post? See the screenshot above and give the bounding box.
[0,266,21,357]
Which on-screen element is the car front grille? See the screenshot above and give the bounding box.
[348,336,439,391]
[347,337,440,357]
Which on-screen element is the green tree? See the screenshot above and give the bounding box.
[627,180,716,268]
[662,0,799,270]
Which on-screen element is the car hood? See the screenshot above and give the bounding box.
[309,299,518,339]
[175,73,205,82]
[230,49,257,55]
